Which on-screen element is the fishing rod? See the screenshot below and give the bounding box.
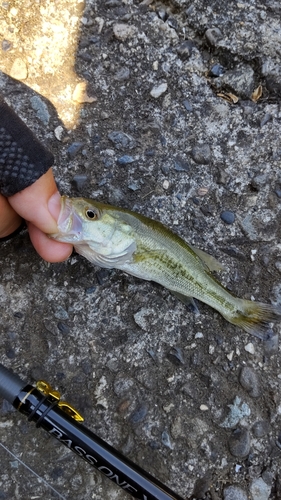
[0,363,187,500]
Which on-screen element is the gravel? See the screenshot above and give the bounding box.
[228,428,251,458]
[224,485,248,500]
[239,366,261,398]
[0,0,281,499]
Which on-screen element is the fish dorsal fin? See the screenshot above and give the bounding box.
[189,245,225,272]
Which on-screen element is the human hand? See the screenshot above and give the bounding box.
[0,168,73,262]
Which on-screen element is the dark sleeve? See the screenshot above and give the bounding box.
[0,95,54,197]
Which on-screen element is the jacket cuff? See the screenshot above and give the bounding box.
[0,96,54,197]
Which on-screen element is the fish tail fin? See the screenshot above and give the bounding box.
[229,299,281,340]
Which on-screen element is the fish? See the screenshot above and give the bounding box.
[50,196,281,339]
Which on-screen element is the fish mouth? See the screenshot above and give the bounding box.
[56,196,83,242]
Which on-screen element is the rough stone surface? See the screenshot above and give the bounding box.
[228,428,251,458]
[223,485,248,500]
[1,1,281,499]
[239,366,261,398]
[250,477,271,500]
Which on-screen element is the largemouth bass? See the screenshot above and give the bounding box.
[50,196,281,339]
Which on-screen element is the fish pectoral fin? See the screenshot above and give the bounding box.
[170,291,200,315]
[190,245,225,272]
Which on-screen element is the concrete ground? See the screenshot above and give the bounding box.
[0,1,281,499]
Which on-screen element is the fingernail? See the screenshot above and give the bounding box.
[48,191,62,220]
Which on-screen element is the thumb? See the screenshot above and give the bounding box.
[8,169,61,233]
[8,168,72,262]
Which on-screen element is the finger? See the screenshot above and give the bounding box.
[28,223,73,263]
[8,168,61,234]
[0,194,22,238]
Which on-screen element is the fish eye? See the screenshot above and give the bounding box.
[85,209,97,220]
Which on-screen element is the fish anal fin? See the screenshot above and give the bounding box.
[190,245,225,272]
[171,291,200,315]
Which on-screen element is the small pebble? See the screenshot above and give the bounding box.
[5,347,16,359]
[174,157,189,172]
[166,346,184,366]
[91,134,101,144]
[96,269,111,285]
[129,404,148,423]
[262,470,273,487]
[54,125,64,141]
[223,485,248,500]
[2,39,12,51]
[176,40,194,60]
[191,144,211,164]
[192,471,212,498]
[117,155,135,165]
[205,27,223,46]
[14,312,23,319]
[85,286,96,295]
[197,187,208,196]
[10,461,19,469]
[10,58,28,80]
[216,64,255,100]
[128,182,140,191]
[161,431,174,449]
[227,351,234,361]
[108,131,136,150]
[209,63,225,77]
[239,366,260,398]
[113,23,136,41]
[220,396,251,428]
[275,261,281,273]
[161,163,169,175]
[264,332,279,356]
[1,399,14,415]
[250,477,271,500]
[276,432,281,449]
[145,148,155,157]
[241,210,277,242]
[163,180,169,190]
[54,306,69,320]
[114,67,130,80]
[209,345,215,355]
[30,96,50,125]
[244,342,255,354]
[252,420,271,438]
[220,210,235,224]
[200,404,209,411]
[183,100,193,112]
[157,9,168,22]
[167,17,178,30]
[260,113,272,128]
[228,428,251,458]
[57,322,70,334]
[67,142,84,158]
[150,82,168,98]
[105,0,122,7]
[72,174,89,192]
[251,174,268,191]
